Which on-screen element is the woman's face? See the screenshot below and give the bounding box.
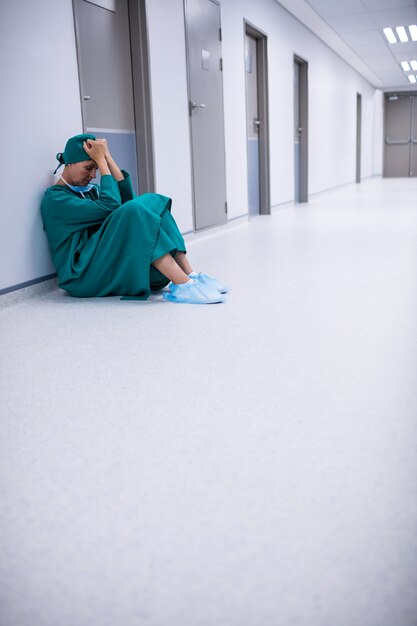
[66,160,97,186]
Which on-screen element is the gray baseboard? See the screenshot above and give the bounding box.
[184,214,248,245]
[0,276,58,309]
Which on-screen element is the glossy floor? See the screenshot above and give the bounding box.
[1,178,417,626]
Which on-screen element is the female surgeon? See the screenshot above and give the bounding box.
[41,133,229,304]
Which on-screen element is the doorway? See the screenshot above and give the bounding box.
[244,23,270,216]
[72,0,154,193]
[184,0,227,231]
[356,93,362,183]
[384,93,417,177]
[294,56,308,202]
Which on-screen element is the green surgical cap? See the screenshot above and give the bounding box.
[54,133,96,173]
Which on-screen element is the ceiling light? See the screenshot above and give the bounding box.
[396,26,408,42]
[408,75,416,83]
[410,60,417,70]
[409,25,417,41]
[401,61,411,71]
[383,27,397,43]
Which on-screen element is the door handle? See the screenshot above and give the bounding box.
[191,101,206,110]
[83,95,91,100]
[385,137,410,145]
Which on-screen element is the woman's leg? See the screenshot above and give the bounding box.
[174,251,194,275]
[152,253,190,284]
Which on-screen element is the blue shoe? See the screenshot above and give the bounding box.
[162,280,224,304]
[193,272,229,294]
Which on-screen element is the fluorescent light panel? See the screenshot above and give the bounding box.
[408,75,416,83]
[409,25,417,41]
[396,26,408,42]
[401,61,411,71]
[384,24,417,44]
[411,60,417,71]
[383,27,397,43]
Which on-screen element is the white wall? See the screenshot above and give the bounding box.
[0,0,83,291]
[1,0,383,293]
[148,0,383,219]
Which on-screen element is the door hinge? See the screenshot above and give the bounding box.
[225,201,228,213]
[220,58,223,71]
[219,28,222,41]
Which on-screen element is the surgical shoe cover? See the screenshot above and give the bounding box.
[194,272,229,294]
[163,279,224,304]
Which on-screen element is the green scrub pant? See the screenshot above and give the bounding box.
[149,207,187,291]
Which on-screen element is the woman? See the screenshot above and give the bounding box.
[41,133,228,304]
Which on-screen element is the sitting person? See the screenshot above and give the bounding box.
[41,133,228,304]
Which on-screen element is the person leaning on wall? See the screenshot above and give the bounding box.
[41,133,229,304]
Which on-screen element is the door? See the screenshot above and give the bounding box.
[294,57,308,202]
[244,25,270,216]
[73,0,139,192]
[384,94,416,177]
[411,96,417,176]
[294,61,301,202]
[184,0,227,230]
[245,34,260,215]
[356,93,362,183]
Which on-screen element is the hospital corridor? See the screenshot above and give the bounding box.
[1,0,417,624]
[1,178,417,626]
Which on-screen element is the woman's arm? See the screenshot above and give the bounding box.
[106,153,125,182]
[83,140,111,177]
[90,138,125,181]
[87,138,133,201]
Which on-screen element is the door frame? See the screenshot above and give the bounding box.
[294,54,308,203]
[244,20,271,215]
[356,92,362,183]
[72,0,155,193]
[128,0,155,192]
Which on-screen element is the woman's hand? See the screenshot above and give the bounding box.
[83,140,110,176]
[83,139,107,164]
[95,138,110,159]
[85,138,124,181]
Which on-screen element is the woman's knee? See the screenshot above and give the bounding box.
[116,200,153,225]
[119,199,142,216]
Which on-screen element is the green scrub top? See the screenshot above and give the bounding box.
[41,171,184,299]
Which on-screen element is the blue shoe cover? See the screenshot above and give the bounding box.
[194,272,229,294]
[162,280,224,304]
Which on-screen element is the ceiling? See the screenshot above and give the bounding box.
[276,0,417,90]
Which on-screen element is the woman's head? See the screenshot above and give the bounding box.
[54,133,96,171]
[55,133,97,185]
